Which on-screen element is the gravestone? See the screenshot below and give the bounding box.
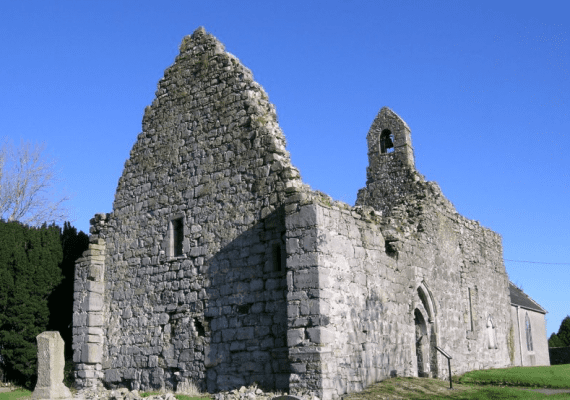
[32,331,72,400]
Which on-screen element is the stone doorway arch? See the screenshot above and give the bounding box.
[412,282,439,378]
[414,308,429,377]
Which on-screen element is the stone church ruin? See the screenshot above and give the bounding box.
[73,27,518,399]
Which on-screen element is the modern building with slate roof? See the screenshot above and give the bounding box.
[509,282,550,366]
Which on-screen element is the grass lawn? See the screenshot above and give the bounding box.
[343,376,570,400]
[455,364,570,388]
[0,389,31,400]
[3,365,568,400]
[174,395,211,400]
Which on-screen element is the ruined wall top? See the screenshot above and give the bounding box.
[111,26,303,233]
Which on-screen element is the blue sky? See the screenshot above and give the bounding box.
[1,1,568,337]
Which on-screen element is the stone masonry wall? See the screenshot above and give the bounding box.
[283,195,511,399]
[73,27,304,393]
[73,213,109,389]
[282,102,512,399]
[73,26,514,400]
[314,203,413,399]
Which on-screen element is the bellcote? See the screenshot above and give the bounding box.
[367,107,415,170]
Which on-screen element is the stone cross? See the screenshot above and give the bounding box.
[32,331,72,400]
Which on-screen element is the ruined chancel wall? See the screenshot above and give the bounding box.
[286,161,512,398]
[73,27,513,400]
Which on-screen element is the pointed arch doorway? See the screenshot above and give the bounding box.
[413,282,438,378]
[414,308,429,377]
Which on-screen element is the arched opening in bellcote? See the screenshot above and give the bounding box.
[380,129,395,154]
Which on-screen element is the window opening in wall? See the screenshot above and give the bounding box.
[171,217,184,257]
[272,243,283,272]
[525,312,533,351]
[380,129,395,154]
[385,240,398,258]
[237,304,252,314]
[194,318,205,337]
[468,288,474,331]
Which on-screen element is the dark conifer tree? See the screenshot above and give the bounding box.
[0,221,63,387]
[557,316,570,347]
[48,222,89,358]
[548,332,565,348]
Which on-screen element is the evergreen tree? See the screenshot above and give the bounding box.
[48,222,89,357]
[557,316,570,347]
[548,332,565,348]
[0,221,63,387]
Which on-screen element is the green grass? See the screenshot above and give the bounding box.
[343,376,570,400]
[0,389,32,400]
[455,364,570,388]
[3,365,567,400]
[140,392,161,398]
[175,395,211,400]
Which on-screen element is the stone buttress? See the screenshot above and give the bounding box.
[73,214,109,389]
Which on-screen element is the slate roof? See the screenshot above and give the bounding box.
[509,282,547,314]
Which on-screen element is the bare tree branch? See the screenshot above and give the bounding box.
[0,140,70,226]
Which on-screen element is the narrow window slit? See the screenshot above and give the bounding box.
[272,243,283,272]
[194,318,205,337]
[468,288,474,331]
[171,217,184,257]
[525,313,533,351]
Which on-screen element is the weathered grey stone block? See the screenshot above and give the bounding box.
[236,327,254,340]
[82,292,103,312]
[87,334,103,343]
[287,329,304,347]
[32,331,72,400]
[293,269,319,289]
[306,327,334,344]
[73,313,87,327]
[86,281,105,294]
[88,265,103,281]
[81,343,102,363]
[77,369,95,379]
[104,369,122,383]
[285,205,318,229]
[87,313,104,326]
